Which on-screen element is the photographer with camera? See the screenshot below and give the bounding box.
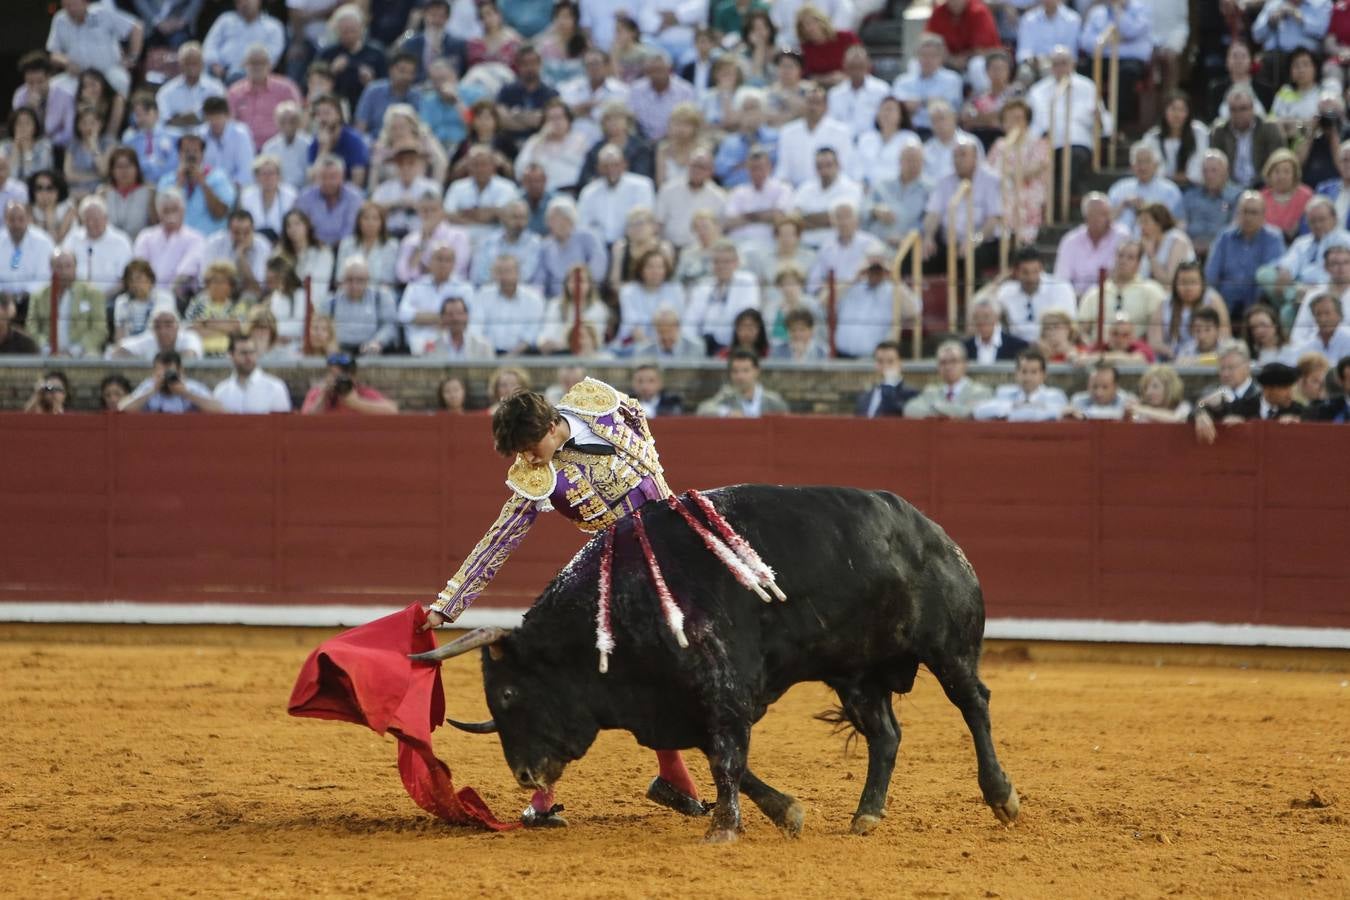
[300,352,399,415]
[23,371,70,414]
[1295,93,1348,190]
[119,349,224,414]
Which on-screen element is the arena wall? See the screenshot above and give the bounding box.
[2,414,1347,646]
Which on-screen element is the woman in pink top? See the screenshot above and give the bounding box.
[1259,149,1313,242]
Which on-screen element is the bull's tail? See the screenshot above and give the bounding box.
[814,705,862,754]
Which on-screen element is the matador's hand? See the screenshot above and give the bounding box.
[419,609,447,632]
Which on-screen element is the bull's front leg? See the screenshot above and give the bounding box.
[703,728,749,844]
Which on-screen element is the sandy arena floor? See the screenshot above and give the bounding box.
[1,624,1347,899]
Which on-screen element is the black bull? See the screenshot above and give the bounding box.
[416,485,1019,841]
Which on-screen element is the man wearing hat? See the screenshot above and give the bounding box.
[371,141,440,238]
[1192,361,1306,444]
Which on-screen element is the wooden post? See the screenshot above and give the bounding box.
[945,180,971,335]
[1093,25,1119,171]
[48,269,60,356]
[826,268,838,358]
[892,230,924,359]
[570,266,583,355]
[302,275,313,355]
[1096,265,1107,349]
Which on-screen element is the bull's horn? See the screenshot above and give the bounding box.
[408,626,512,663]
[446,717,498,734]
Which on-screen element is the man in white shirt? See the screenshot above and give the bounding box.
[0,201,56,298]
[973,349,1069,421]
[654,149,726,250]
[260,101,310,189]
[157,42,227,134]
[995,247,1078,342]
[1027,45,1111,193]
[1106,142,1183,234]
[1016,0,1082,76]
[827,46,891,133]
[1289,247,1350,345]
[200,97,257,189]
[443,145,520,248]
[61,195,131,294]
[46,0,142,97]
[723,147,795,249]
[111,304,205,360]
[577,144,656,244]
[1195,344,1258,411]
[684,240,760,352]
[132,188,206,290]
[474,255,546,353]
[213,333,293,413]
[560,48,630,145]
[1077,238,1166,339]
[964,297,1031,364]
[470,200,543,287]
[372,144,442,239]
[892,35,964,134]
[397,242,474,355]
[792,147,864,248]
[417,295,495,359]
[775,85,854,187]
[1063,363,1132,420]
[203,0,287,83]
[202,209,272,295]
[1294,292,1350,364]
[806,201,886,295]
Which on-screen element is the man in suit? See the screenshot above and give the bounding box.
[855,340,917,417]
[964,298,1030,365]
[1194,361,1305,443]
[905,339,993,419]
[397,0,467,80]
[1195,343,1261,411]
[697,350,789,417]
[1208,85,1286,188]
[1306,355,1350,422]
[1315,142,1350,230]
[631,363,684,417]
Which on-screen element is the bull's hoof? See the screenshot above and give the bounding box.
[990,785,1020,826]
[521,805,568,828]
[777,801,805,838]
[647,777,712,817]
[704,827,739,845]
[850,813,882,836]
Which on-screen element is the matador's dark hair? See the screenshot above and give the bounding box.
[492,390,562,456]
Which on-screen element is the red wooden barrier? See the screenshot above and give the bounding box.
[0,414,1346,628]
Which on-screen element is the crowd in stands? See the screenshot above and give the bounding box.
[3,0,1350,426]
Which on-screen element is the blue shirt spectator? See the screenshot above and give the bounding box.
[294,157,366,246]
[892,39,964,133]
[397,0,468,80]
[1079,0,1153,62]
[352,53,420,136]
[1252,0,1331,53]
[715,127,780,188]
[1016,1,1082,64]
[157,135,236,236]
[1205,214,1285,316]
[200,100,255,188]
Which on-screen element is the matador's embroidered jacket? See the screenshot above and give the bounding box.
[430,378,673,620]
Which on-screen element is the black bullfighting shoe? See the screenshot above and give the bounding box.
[646,777,713,817]
[521,804,568,828]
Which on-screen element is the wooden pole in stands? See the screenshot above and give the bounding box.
[302,276,313,355]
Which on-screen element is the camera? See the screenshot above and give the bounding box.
[333,374,354,396]
[1320,113,1339,129]
[41,383,61,393]
[161,369,180,394]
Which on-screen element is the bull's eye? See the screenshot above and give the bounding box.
[499,686,518,708]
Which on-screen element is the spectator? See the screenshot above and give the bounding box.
[848,339,914,416]
[723,146,795,248]
[1205,192,1285,320]
[735,9,778,87]
[539,197,608,297]
[238,156,296,243]
[437,375,470,414]
[697,348,789,416]
[985,100,1050,244]
[1142,91,1208,189]
[1315,142,1350,230]
[369,143,440,240]
[63,106,112,202]
[467,0,524,68]
[655,148,727,250]
[864,140,929,247]
[2,108,56,183]
[1036,309,1087,363]
[421,295,495,359]
[1305,354,1350,421]
[276,208,337,295]
[369,106,450,194]
[581,102,655,190]
[0,293,38,354]
[1027,45,1109,193]
[1077,238,1166,340]
[1108,142,1183,235]
[851,97,918,188]
[827,46,891,135]
[29,172,77,248]
[25,248,107,357]
[120,349,223,413]
[763,263,825,344]
[335,202,398,291]
[46,0,143,98]
[1293,350,1330,406]
[1261,148,1316,241]
[577,147,656,250]
[1259,197,1348,309]
[398,0,468,81]
[921,100,982,184]
[317,4,387,112]
[961,49,1016,135]
[685,239,760,353]
[12,51,74,150]
[893,35,964,136]
[794,5,857,88]
[775,84,853,187]
[305,313,340,358]
[1269,47,1325,140]
[654,102,709,189]
[259,256,305,349]
[718,308,771,359]
[417,60,476,149]
[301,351,399,415]
[261,102,310,190]
[63,194,133,290]
[1097,310,1156,363]
[1149,261,1232,360]
[204,0,286,83]
[24,370,70,413]
[635,305,705,358]
[354,51,419,137]
[616,249,683,347]
[120,93,176,188]
[135,186,210,291]
[1063,363,1132,420]
[227,45,302,152]
[99,373,132,410]
[1054,192,1131,294]
[305,96,369,185]
[213,332,292,413]
[395,190,472,284]
[766,48,811,127]
[184,260,251,356]
[444,145,521,249]
[1196,343,1259,411]
[770,307,828,361]
[1245,303,1289,364]
[1297,92,1347,190]
[158,43,226,133]
[1077,0,1152,128]
[792,147,863,249]
[320,255,399,354]
[1214,42,1269,120]
[1182,151,1243,256]
[835,257,915,359]
[973,348,1068,421]
[564,52,633,150]
[1137,202,1195,288]
[995,247,1078,343]
[965,296,1029,363]
[700,53,746,132]
[907,341,992,419]
[112,259,173,341]
[1290,247,1350,344]
[921,138,1003,274]
[157,134,235,238]
[1193,362,1304,444]
[241,302,292,365]
[497,45,561,148]
[0,157,24,210]
[1210,86,1286,191]
[204,209,271,296]
[629,363,682,416]
[1294,290,1350,362]
[472,200,543,288]
[538,262,611,353]
[0,201,56,298]
[1016,0,1082,77]
[1126,363,1191,422]
[807,201,886,295]
[294,155,364,248]
[395,242,474,353]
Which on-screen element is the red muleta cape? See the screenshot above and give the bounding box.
[287,603,517,831]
